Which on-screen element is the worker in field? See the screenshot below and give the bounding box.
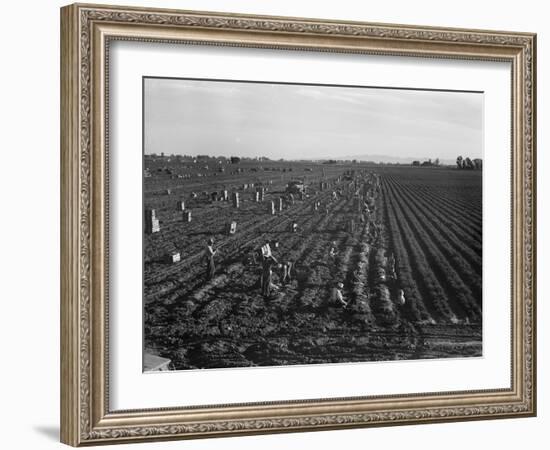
[205,238,217,281]
[251,246,260,265]
[375,221,382,238]
[331,282,347,308]
[256,241,277,289]
[329,241,338,259]
[256,243,268,288]
[268,240,280,252]
[397,289,406,306]
[388,252,397,280]
[364,203,371,217]
[261,246,279,297]
[281,260,294,285]
[251,246,263,288]
[352,268,362,283]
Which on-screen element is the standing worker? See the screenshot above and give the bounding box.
[205,238,217,281]
[261,247,279,297]
[282,260,294,286]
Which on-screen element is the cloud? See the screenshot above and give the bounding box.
[144,78,483,160]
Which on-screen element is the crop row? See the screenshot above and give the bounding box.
[386,178,481,320]
[385,175,482,297]
[145,197,331,303]
[144,188,338,286]
[161,192,353,309]
[382,186,434,323]
[409,185,482,238]
[383,176,481,323]
[389,176,482,266]
[383,179,462,323]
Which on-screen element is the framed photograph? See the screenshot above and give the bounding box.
[60,3,536,446]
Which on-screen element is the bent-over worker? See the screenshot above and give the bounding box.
[332,282,347,308]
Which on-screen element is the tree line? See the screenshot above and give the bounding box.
[456,156,482,170]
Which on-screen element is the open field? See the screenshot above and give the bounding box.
[143,157,482,370]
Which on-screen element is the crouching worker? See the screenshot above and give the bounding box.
[329,241,338,259]
[397,289,406,306]
[331,282,348,308]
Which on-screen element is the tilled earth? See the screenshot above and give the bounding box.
[144,162,482,371]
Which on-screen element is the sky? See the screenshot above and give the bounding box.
[144,77,483,162]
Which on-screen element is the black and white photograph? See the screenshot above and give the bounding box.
[142,77,483,372]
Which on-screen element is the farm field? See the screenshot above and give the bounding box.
[143,157,482,370]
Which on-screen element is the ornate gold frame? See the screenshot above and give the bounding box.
[60,3,536,446]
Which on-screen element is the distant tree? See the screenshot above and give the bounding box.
[464,157,474,169]
[434,158,440,166]
[473,158,483,170]
[456,155,464,169]
[412,161,420,166]
[230,156,241,164]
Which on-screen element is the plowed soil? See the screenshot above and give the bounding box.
[144,159,482,370]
